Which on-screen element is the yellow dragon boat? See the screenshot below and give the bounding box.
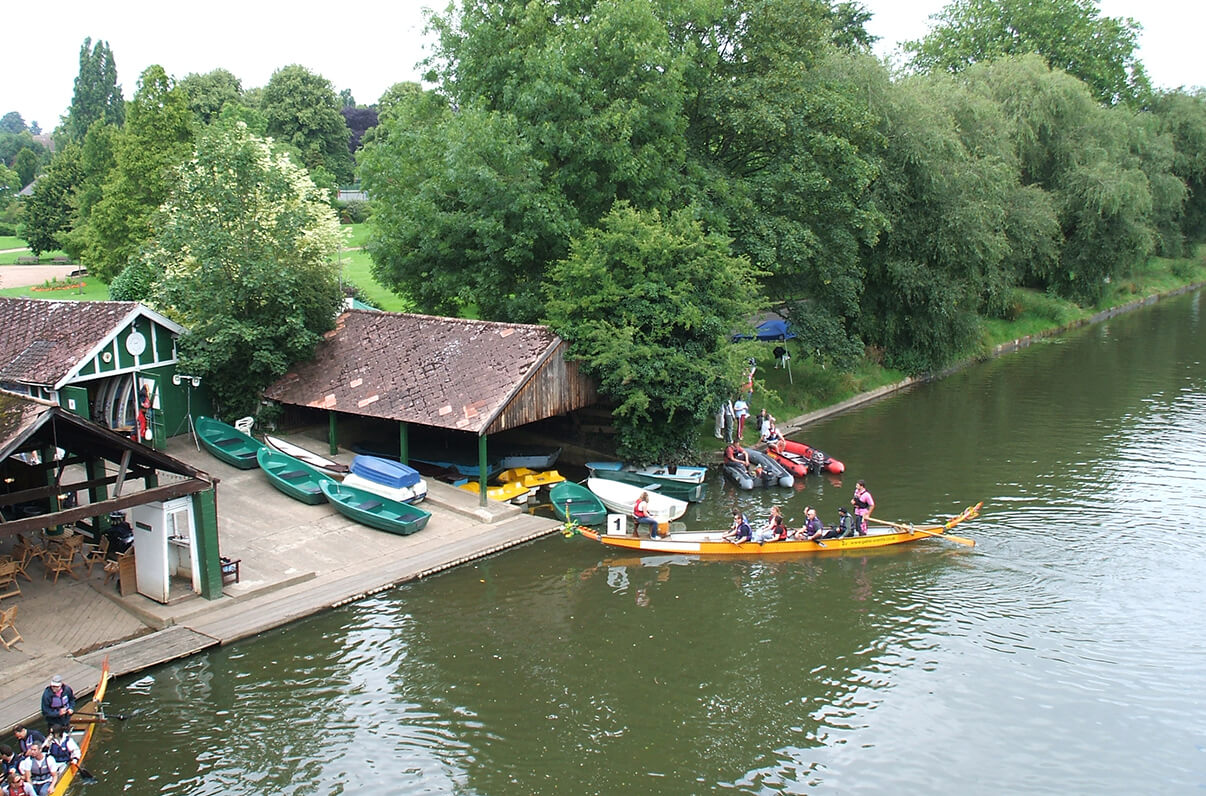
[574,503,982,555]
[51,656,111,796]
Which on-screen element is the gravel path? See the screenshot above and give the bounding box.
[0,264,82,289]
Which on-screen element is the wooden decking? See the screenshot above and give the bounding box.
[0,434,562,730]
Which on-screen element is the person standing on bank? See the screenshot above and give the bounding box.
[40,676,74,733]
[851,480,874,535]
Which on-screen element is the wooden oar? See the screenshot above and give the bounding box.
[867,517,977,547]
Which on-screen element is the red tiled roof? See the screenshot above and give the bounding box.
[264,310,563,433]
[0,298,142,387]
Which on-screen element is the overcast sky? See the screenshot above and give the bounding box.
[4,0,1204,132]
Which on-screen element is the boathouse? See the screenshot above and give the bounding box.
[263,310,598,504]
[0,297,210,449]
[0,392,224,601]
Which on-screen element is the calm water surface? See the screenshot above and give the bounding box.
[88,291,1206,794]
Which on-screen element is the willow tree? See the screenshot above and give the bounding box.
[147,121,343,417]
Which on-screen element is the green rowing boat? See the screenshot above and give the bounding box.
[257,448,334,505]
[320,480,432,535]
[196,416,265,470]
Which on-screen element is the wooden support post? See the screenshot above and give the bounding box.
[398,423,409,465]
[478,435,489,507]
[86,459,110,533]
[328,411,338,456]
[192,488,223,600]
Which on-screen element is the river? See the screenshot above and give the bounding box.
[86,289,1206,794]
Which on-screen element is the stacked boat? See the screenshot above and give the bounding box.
[585,463,706,503]
[343,455,428,504]
[586,477,688,521]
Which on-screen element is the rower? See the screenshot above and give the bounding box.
[17,744,58,796]
[722,510,752,543]
[44,728,79,768]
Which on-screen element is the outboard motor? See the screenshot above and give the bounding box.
[106,511,134,554]
[810,450,827,475]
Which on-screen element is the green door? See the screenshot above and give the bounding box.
[59,385,91,419]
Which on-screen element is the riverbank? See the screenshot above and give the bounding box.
[0,433,560,729]
[713,249,1206,447]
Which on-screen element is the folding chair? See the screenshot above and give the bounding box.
[44,549,80,583]
[82,535,110,576]
[0,604,22,649]
[0,560,21,600]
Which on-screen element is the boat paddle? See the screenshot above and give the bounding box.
[866,517,976,547]
[73,709,129,721]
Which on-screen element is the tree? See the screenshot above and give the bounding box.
[360,104,573,321]
[62,38,125,140]
[261,65,354,184]
[13,147,38,187]
[148,121,344,417]
[341,106,378,154]
[962,56,1157,301]
[1150,89,1206,242]
[82,66,193,280]
[545,204,760,463]
[678,3,886,357]
[21,144,81,255]
[0,112,25,134]
[178,69,243,126]
[59,121,119,262]
[906,0,1150,106]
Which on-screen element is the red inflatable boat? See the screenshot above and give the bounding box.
[779,440,845,474]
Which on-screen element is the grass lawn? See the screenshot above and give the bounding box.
[342,223,371,249]
[0,249,74,265]
[339,248,414,313]
[0,236,29,250]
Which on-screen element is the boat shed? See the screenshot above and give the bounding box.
[0,391,224,600]
[263,309,598,505]
[0,297,209,449]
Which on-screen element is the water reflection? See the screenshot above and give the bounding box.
[89,290,1206,793]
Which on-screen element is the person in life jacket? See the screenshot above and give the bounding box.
[10,727,44,760]
[17,745,59,796]
[851,480,874,535]
[3,768,37,796]
[44,728,79,768]
[632,491,663,539]
[832,506,856,538]
[722,510,753,543]
[40,676,75,733]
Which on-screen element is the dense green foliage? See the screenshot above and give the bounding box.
[262,65,354,184]
[546,205,760,462]
[907,0,1150,106]
[79,66,194,281]
[62,38,125,141]
[20,143,81,255]
[146,121,344,417]
[7,13,1206,461]
[179,69,243,126]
